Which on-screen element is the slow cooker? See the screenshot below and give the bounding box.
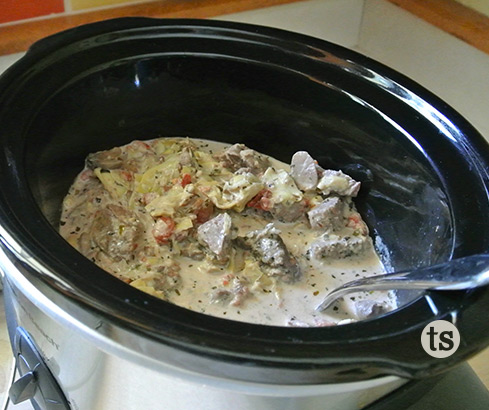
[0,18,488,410]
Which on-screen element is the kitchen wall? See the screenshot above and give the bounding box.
[1,0,146,24]
[2,0,489,25]
[1,0,63,24]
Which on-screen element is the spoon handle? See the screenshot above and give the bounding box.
[316,253,489,312]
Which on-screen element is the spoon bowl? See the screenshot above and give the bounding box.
[316,254,489,312]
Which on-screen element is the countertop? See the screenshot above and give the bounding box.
[0,0,488,56]
[0,0,488,407]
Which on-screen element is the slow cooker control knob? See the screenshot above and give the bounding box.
[9,370,38,404]
[9,327,70,410]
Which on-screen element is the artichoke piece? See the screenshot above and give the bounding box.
[94,168,131,199]
[145,185,193,217]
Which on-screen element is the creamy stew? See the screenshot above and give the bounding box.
[60,138,396,326]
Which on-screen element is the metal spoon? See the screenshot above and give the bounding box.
[316,253,489,312]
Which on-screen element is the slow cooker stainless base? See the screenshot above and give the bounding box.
[0,246,405,410]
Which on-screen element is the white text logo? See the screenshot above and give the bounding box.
[421,320,460,358]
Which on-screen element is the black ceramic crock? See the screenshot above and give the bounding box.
[0,18,489,384]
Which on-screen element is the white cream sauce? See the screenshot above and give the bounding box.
[174,214,393,326]
[60,138,396,327]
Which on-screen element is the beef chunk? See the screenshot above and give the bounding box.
[290,151,361,198]
[290,151,322,191]
[307,197,345,231]
[147,271,182,293]
[197,213,233,261]
[210,277,250,306]
[86,204,143,262]
[130,269,183,300]
[239,224,301,283]
[309,234,371,259]
[354,300,388,320]
[214,143,270,175]
[269,201,307,223]
[86,147,124,170]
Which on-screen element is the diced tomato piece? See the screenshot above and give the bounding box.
[347,214,361,226]
[221,274,235,286]
[181,173,192,187]
[196,202,214,224]
[153,216,176,244]
[247,191,262,208]
[247,189,272,211]
[121,171,133,181]
[347,213,368,235]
